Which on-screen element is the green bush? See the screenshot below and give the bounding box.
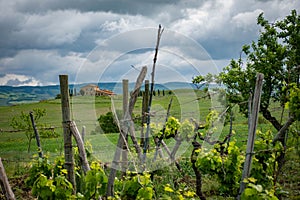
[39,128,59,138]
[97,112,143,134]
[97,112,119,133]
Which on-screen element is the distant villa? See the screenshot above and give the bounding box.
[79,84,115,96]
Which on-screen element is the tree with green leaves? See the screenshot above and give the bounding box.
[193,10,300,175]
[10,108,46,153]
[197,10,299,142]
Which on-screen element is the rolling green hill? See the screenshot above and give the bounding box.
[0,82,197,106]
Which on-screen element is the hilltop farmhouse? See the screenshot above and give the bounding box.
[79,84,114,96]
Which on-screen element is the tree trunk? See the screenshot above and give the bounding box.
[272,116,295,145]
[191,147,205,200]
[261,106,282,131]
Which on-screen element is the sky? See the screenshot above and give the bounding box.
[0,0,299,86]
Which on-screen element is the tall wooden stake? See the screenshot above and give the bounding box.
[107,67,147,197]
[70,121,90,174]
[29,111,43,158]
[81,125,86,142]
[140,80,149,147]
[143,25,164,162]
[121,79,129,176]
[0,158,15,200]
[237,73,264,199]
[59,75,76,193]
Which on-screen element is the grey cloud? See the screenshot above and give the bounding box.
[0,9,119,58]
[6,77,34,86]
[0,50,84,84]
[14,0,182,15]
[0,0,299,86]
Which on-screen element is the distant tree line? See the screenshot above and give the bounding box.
[55,89,174,99]
[138,89,173,97]
[55,88,77,99]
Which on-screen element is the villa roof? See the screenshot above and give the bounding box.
[80,84,115,95]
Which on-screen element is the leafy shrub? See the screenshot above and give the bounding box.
[39,128,59,138]
[196,140,244,196]
[97,112,119,133]
[97,112,143,134]
[10,108,47,152]
[80,161,108,199]
[241,177,278,200]
[26,155,75,199]
[114,172,154,200]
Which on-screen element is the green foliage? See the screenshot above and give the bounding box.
[288,122,300,157]
[217,9,300,132]
[81,161,107,199]
[97,112,142,134]
[179,119,195,141]
[192,73,220,91]
[151,117,195,141]
[241,178,279,200]
[114,172,154,200]
[285,84,300,120]
[205,110,219,129]
[151,117,180,139]
[39,128,59,138]
[161,183,196,200]
[97,111,119,133]
[26,152,109,200]
[10,108,46,152]
[251,130,283,188]
[164,117,181,138]
[196,140,244,196]
[195,127,288,198]
[192,75,206,90]
[26,155,75,199]
[198,110,222,138]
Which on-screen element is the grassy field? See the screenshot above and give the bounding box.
[0,90,243,158]
[0,89,299,199]
[0,89,281,165]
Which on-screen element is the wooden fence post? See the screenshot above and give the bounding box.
[59,75,76,193]
[143,25,164,163]
[237,73,264,199]
[81,126,86,142]
[121,79,129,175]
[0,158,15,200]
[70,121,90,174]
[107,66,147,197]
[140,80,149,147]
[29,111,43,158]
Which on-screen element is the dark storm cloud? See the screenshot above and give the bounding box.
[0,0,299,86]
[14,0,182,15]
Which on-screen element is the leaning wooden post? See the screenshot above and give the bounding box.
[140,80,149,147]
[59,75,76,193]
[29,111,43,158]
[121,79,129,176]
[0,158,15,200]
[237,73,264,199]
[107,67,147,197]
[70,121,90,174]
